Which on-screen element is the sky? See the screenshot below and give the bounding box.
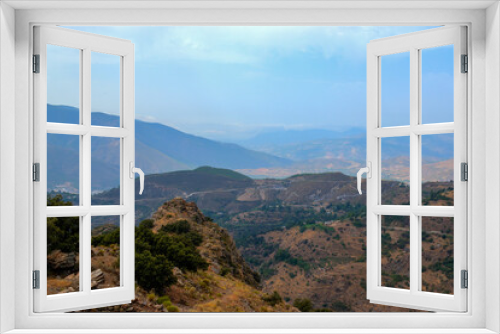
[48,26,453,141]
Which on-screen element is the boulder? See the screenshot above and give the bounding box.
[47,250,77,270]
[91,269,104,288]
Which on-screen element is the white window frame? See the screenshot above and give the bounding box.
[0,1,498,333]
[366,26,467,312]
[33,25,136,312]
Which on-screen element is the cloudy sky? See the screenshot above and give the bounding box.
[49,26,452,141]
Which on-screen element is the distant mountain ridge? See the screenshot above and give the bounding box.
[235,127,366,150]
[47,104,454,192]
[47,105,291,192]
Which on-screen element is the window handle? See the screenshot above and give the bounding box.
[129,162,145,195]
[357,162,372,195]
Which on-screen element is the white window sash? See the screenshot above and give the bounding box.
[366,26,468,312]
[33,26,136,313]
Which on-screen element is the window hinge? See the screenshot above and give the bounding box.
[461,162,468,181]
[33,54,40,73]
[461,270,468,289]
[461,54,468,73]
[33,270,40,289]
[33,163,40,182]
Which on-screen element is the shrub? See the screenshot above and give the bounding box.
[220,267,231,277]
[157,295,172,308]
[157,295,171,305]
[293,298,314,312]
[161,219,191,234]
[92,228,120,247]
[135,250,177,294]
[262,291,282,306]
[167,305,179,312]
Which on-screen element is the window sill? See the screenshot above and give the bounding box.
[4,330,498,334]
[5,329,499,334]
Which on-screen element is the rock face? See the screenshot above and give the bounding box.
[152,198,260,288]
[91,269,105,289]
[47,250,77,270]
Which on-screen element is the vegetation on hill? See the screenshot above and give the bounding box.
[194,166,252,181]
[48,170,455,312]
[78,198,296,312]
[47,194,79,254]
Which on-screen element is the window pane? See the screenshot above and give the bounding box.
[381,215,410,289]
[47,134,80,205]
[381,52,410,127]
[91,52,121,127]
[421,45,454,124]
[381,137,410,205]
[421,217,454,294]
[47,216,80,295]
[421,133,454,206]
[91,137,120,204]
[91,216,121,290]
[47,45,80,124]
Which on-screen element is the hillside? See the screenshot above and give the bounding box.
[48,198,297,312]
[91,168,366,225]
[91,168,453,311]
[49,169,454,312]
[47,104,290,192]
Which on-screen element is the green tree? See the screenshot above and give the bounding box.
[135,250,176,293]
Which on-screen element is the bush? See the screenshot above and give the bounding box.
[293,298,314,312]
[135,250,177,294]
[161,219,191,234]
[157,295,171,305]
[157,295,172,308]
[274,249,310,272]
[262,291,282,306]
[220,267,231,277]
[132,218,209,292]
[167,305,179,312]
[92,228,120,247]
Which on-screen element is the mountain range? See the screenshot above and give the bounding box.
[47,104,454,192]
[47,105,290,192]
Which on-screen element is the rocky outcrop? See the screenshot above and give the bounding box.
[47,250,77,270]
[152,198,260,288]
[91,269,105,289]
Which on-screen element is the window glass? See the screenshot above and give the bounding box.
[47,134,80,205]
[91,52,121,127]
[381,137,410,205]
[91,137,121,204]
[381,215,410,289]
[421,45,454,124]
[422,134,454,206]
[381,52,410,127]
[47,45,80,124]
[421,217,454,294]
[91,216,121,290]
[47,216,80,295]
